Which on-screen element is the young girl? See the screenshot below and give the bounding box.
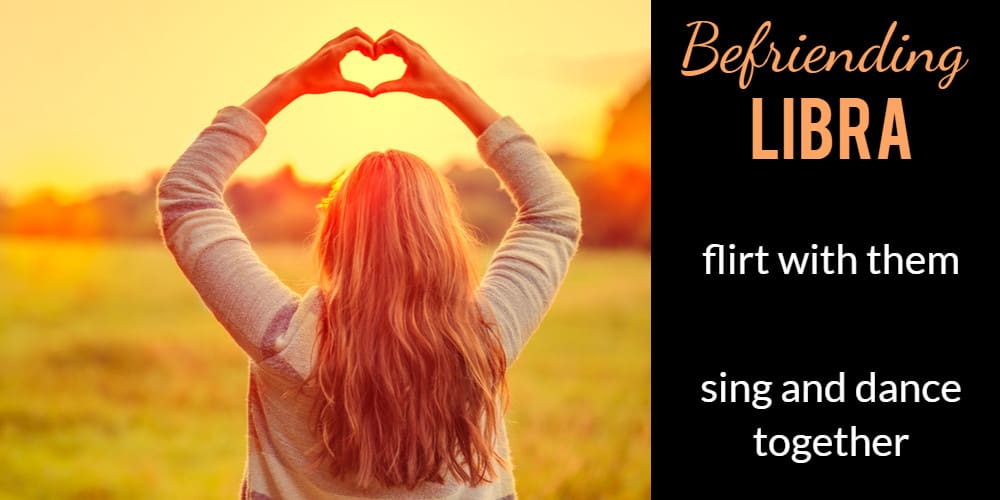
[157,28,581,499]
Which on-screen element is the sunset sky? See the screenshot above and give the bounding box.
[0,0,650,202]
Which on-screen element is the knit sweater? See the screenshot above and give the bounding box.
[157,105,582,499]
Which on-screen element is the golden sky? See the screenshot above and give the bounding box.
[0,0,650,201]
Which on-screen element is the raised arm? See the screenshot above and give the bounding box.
[471,116,582,365]
[157,28,375,363]
[372,30,583,364]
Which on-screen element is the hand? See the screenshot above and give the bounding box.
[370,30,460,102]
[243,28,375,123]
[371,29,500,136]
[244,27,501,134]
[288,27,375,96]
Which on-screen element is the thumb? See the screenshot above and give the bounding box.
[340,79,372,97]
[371,79,406,96]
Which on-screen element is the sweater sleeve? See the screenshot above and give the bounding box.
[156,105,301,363]
[474,116,583,366]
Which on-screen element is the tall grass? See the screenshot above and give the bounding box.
[0,238,649,499]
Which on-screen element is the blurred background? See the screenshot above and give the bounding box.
[0,1,649,498]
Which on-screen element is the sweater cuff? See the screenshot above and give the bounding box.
[476,116,525,163]
[214,105,268,147]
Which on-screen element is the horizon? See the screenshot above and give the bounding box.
[0,76,646,206]
[0,0,650,204]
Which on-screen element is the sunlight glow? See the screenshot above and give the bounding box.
[0,0,650,201]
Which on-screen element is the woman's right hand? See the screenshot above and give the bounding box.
[244,27,375,124]
[289,27,376,96]
[372,30,501,136]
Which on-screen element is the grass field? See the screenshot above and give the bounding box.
[0,238,650,499]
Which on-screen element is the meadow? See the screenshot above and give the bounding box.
[0,238,650,499]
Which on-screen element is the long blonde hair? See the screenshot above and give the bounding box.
[307,150,508,489]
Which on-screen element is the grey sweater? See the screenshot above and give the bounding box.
[157,105,581,499]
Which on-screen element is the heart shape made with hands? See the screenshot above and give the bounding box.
[340,51,406,92]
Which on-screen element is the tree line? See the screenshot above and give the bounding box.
[1,78,650,248]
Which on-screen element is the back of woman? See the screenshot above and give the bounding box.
[157,28,581,499]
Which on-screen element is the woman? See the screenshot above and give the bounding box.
[157,28,581,499]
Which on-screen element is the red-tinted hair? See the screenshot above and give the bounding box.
[307,150,508,489]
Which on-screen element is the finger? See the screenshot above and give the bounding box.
[340,35,375,59]
[386,29,422,50]
[374,29,399,44]
[374,33,410,60]
[335,27,374,46]
[340,80,373,97]
[373,31,392,59]
[371,79,406,96]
